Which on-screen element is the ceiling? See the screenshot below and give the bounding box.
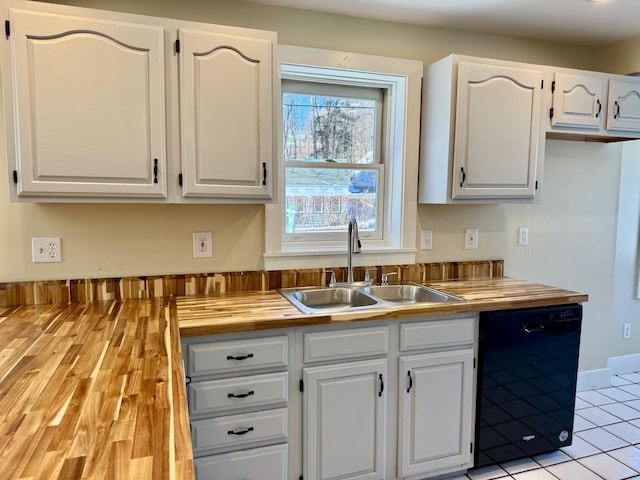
[244,0,640,47]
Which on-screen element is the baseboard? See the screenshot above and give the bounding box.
[577,353,640,391]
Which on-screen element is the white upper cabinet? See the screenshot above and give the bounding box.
[549,72,605,130]
[419,55,544,203]
[5,8,167,199]
[178,28,275,200]
[607,78,640,134]
[2,1,278,202]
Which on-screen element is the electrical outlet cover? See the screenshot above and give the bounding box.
[32,237,61,263]
[192,232,213,258]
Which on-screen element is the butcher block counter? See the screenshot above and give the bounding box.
[177,277,588,336]
[0,277,587,479]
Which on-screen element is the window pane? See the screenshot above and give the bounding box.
[283,92,377,164]
[285,167,378,234]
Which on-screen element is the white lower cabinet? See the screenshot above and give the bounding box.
[183,317,477,480]
[397,349,474,478]
[303,358,388,480]
[194,443,288,480]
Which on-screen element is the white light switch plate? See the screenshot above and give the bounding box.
[465,228,478,250]
[420,230,433,250]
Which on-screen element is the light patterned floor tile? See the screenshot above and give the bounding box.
[600,403,640,421]
[612,376,634,387]
[561,435,602,459]
[625,400,640,412]
[604,422,640,444]
[500,457,540,475]
[575,414,597,432]
[579,390,619,406]
[620,384,640,397]
[618,373,640,384]
[579,452,639,480]
[578,407,624,426]
[533,450,572,467]
[467,464,510,480]
[598,387,640,402]
[576,427,628,451]
[609,446,640,471]
[547,459,604,480]
[576,397,592,410]
[511,468,557,480]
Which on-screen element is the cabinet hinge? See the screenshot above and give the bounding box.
[5,20,10,38]
[175,38,180,54]
[551,80,556,93]
[185,376,191,385]
[299,379,304,393]
[549,107,554,120]
[299,476,303,480]
[470,442,474,454]
[178,173,183,187]
[473,358,476,369]
[12,170,17,184]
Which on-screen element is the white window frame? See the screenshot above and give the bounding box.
[264,45,422,271]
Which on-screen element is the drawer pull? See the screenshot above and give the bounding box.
[227,390,255,399]
[227,427,255,436]
[226,353,254,361]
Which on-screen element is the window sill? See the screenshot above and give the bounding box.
[263,248,416,271]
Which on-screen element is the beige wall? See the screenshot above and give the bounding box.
[596,35,640,74]
[3,0,639,372]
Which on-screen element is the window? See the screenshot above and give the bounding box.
[283,80,384,241]
[265,46,423,270]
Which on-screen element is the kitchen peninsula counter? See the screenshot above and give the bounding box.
[0,277,587,479]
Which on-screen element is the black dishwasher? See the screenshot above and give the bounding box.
[474,304,582,468]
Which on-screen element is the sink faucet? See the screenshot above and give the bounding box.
[347,217,361,283]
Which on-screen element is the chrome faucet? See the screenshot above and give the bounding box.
[347,217,361,283]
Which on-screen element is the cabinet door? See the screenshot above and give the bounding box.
[178,28,274,200]
[398,349,474,478]
[194,443,288,480]
[7,9,167,198]
[452,62,542,199]
[607,78,640,133]
[303,359,387,480]
[550,72,605,130]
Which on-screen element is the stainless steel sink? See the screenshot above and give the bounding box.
[363,283,463,304]
[279,282,464,314]
[280,287,379,314]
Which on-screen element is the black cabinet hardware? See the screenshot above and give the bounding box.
[459,167,466,187]
[262,162,267,186]
[227,427,254,436]
[406,371,413,393]
[153,159,158,183]
[378,373,384,397]
[226,353,254,361]
[228,390,255,399]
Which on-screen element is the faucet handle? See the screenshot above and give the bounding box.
[381,272,398,286]
[364,269,376,285]
[325,270,337,288]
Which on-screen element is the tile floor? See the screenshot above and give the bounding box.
[450,372,640,480]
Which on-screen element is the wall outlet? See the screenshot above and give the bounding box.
[624,323,632,339]
[32,237,61,263]
[464,228,478,250]
[193,232,213,258]
[518,227,529,246]
[420,230,433,250]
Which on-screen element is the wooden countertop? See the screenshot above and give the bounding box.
[0,277,587,479]
[0,298,194,480]
[177,277,588,336]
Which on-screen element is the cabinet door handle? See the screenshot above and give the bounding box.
[228,390,255,399]
[596,99,602,118]
[378,373,384,397]
[459,167,466,187]
[227,427,254,436]
[153,159,159,184]
[614,101,621,119]
[262,162,267,186]
[407,370,413,393]
[226,353,254,361]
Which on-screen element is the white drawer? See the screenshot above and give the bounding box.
[303,326,388,363]
[191,408,287,454]
[400,317,475,351]
[186,335,288,378]
[188,371,288,416]
[194,443,288,480]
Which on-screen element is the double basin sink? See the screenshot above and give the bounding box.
[278,282,465,314]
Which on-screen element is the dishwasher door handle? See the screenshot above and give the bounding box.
[523,323,545,333]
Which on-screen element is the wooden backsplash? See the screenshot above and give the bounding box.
[0,260,503,307]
